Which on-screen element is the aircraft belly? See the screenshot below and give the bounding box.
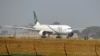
[36,25,53,32]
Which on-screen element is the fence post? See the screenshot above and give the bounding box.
[5,39,10,56]
[34,42,38,56]
[64,43,67,56]
[95,44,98,56]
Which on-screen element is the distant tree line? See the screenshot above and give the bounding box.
[74,26,100,39]
[81,26,100,39]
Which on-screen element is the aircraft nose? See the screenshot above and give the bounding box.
[67,29,73,33]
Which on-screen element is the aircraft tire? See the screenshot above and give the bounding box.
[56,35,61,38]
[41,36,46,38]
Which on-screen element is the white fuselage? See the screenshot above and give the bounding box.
[33,24,73,34]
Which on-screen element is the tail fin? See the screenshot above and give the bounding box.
[33,11,40,25]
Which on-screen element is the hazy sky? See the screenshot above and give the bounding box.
[0,0,100,30]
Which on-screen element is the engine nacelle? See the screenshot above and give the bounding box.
[39,30,44,36]
[39,30,47,38]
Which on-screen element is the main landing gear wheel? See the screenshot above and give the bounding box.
[56,34,61,38]
[41,36,46,38]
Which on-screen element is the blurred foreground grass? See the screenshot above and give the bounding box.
[0,54,44,56]
[0,37,100,56]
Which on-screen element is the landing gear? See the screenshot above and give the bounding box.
[41,32,52,38]
[56,34,61,38]
[41,36,46,38]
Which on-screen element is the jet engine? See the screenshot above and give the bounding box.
[39,30,46,38]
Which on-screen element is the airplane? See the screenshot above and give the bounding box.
[2,11,74,38]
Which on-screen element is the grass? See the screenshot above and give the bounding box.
[0,37,100,56]
[0,54,44,56]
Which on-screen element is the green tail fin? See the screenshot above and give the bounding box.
[33,11,39,25]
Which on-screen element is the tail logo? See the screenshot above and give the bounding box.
[33,11,38,24]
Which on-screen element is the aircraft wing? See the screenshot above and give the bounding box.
[2,25,40,31]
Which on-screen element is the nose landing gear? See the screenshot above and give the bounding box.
[56,34,61,38]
